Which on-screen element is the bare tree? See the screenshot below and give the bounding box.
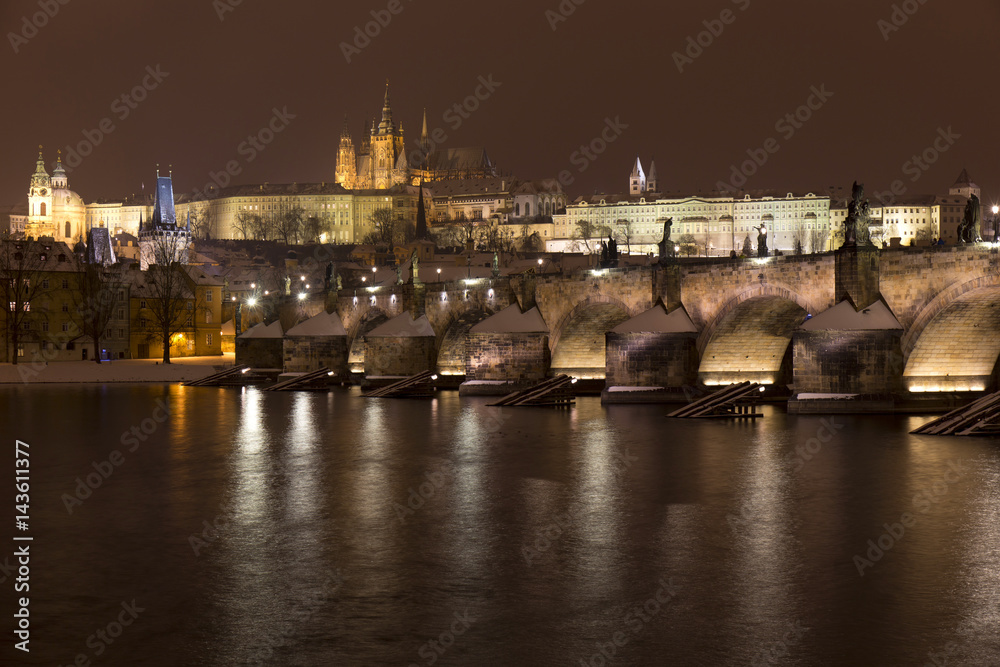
[233,211,254,240]
[574,219,599,253]
[70,256,128,364]
[275,206,305,246]
[678,233,698,257]
[477,222,516,254]
[190,204,217,240]
[614,219,635,255]
[139,234,194,364]
[363,207,412,246]
[0,237,51,365]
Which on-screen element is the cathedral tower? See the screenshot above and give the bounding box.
[335,116,357,189]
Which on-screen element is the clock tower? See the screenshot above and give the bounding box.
[27,147,54,237]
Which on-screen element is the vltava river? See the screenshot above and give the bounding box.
[3,384,1000,666]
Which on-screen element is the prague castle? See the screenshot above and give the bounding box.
[335,83,498,190]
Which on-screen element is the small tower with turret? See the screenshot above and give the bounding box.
[27,147,53,233]
[629,157,646,196]
[335,116,357,189]
[138,168,191,270]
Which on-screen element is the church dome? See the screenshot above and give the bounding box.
[52,188,85,210]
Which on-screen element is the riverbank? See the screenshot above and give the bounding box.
[0,354,234,384]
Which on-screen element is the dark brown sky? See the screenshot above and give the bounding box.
[2,0,998,207]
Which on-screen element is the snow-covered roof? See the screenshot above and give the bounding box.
[470,305,548,334]
[238,321,284,339]
[612,304,698,334]
[801,300,902,331]
[286,311,347,337]
[366,313,436,338]
[220,319,235,336]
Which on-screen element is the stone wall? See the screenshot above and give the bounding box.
[880,245,1000,332]
[235,338,283,369]
[605,332,699,388]
[283,336,349,375]
[466,333,550,383]
[677,254,836,333]
[792,330,903,395]
[365,337,435,377]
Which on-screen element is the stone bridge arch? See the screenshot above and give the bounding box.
[902,276,1000,392]
[697,284,815,386]
[549,296,636,379]
[346,306,392,374]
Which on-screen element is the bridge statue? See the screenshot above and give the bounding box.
[492,252,500,278]
[396,263,404,285]
[843,181,873,248]
[284,275,291,296]
[754,224,769,258]
[411,251,421,284]
[324,262,334,290]
[608,235,618,267]
[958,194,982,243]
[657,218,674,265]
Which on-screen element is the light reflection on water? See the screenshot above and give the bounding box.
[7,385,1000,666]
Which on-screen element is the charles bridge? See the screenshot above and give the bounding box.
[246,244,1000,405]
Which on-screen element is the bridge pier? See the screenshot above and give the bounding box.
[835,246,880,309]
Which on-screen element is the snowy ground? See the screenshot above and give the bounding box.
[0,354,235,384]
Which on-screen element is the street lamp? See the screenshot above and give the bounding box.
[992,205,999,243]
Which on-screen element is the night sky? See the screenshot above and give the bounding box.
[2,0,998,208]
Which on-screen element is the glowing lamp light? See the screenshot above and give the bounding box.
[759,386,766,393]
[306,284,310,289]
[362,277,367,283]
[487,289,494,299]
[431,375,439,381]
[538,259,544,265]
[372,266,378,273]
[327,371,335,377]
[231,296,236,302]
[264,291,269,296]
[246,298,258,307]
[241,368,250,374]
[571,378,579,384]
[674,245,680,253]
[297,293,306,301]
[251,283,256,289]
[300,276,305,281]
[994,206,999,215]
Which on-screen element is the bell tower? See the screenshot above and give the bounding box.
[27,146,54,237]
[335,116,356,189]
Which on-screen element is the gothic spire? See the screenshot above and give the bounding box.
[379,79,394,133]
